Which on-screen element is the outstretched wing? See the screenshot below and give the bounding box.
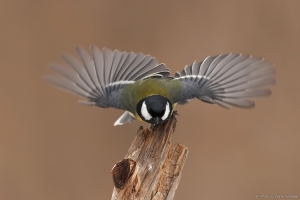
[172,54,275,108]
[45,46,170,110]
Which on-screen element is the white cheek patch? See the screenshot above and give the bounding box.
[161,102,170,120]
[141,101,152,120]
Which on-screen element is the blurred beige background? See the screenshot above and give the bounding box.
[1,0,299,199]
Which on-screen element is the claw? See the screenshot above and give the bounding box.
[171,110,178,122]
[150,124,156,130]
[173,110,179,116]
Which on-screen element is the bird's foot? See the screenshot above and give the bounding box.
[150,124,156,130]
[172,110,178,122]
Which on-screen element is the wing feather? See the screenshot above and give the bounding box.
[75,47,102,95]
[44,76,91,97]
[46,46,170,111]
[172,54,275,108]
[103,48,114,84]
[91,46,106,95]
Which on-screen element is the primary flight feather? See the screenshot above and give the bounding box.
[45,46,275,126]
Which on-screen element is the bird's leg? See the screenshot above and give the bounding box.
[150,124,156,130]
[172,110,178,122]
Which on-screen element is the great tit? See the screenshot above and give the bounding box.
[45,46,275,126]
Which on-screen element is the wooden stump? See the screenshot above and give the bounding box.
[111,115,188,200]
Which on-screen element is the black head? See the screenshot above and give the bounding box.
[137,95,172,124]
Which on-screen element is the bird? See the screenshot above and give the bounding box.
[45,46,275,126]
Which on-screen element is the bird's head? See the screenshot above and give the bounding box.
[137,95,172,124]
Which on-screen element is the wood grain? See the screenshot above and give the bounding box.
[111,115,188,200]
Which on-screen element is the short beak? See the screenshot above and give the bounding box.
[154,117,160,124]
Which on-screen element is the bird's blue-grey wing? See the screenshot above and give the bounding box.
[172,54,275,108]
[45,46,170,125]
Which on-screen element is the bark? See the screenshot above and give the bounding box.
[111,115,188,200]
